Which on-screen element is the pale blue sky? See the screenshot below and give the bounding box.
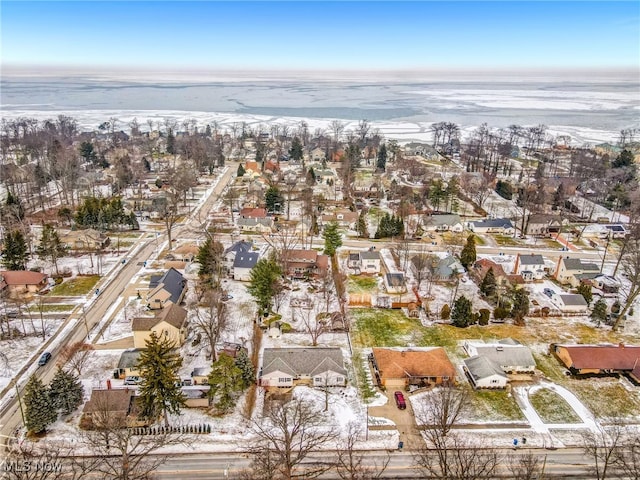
[2,1,639,71]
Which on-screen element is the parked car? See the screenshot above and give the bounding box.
[38,352,52,367]
[124,376,141,385]
[543,288,555,298]
[394,391,406,410]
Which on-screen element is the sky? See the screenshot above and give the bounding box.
[1,1,639,72]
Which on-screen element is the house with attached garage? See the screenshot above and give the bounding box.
[526,214,565,237]
[468,218,515,235]
[283,249,329,280]
[146,268,187,310]
[131,303,188,349]
[0,270,49,298]
[463,355,509,389]
[512,253,547,282]
[554,257,600,288]
[552,343,640,380]
[259,348,347,388]
[370,347,456,389]
[423,214,464,233]
[463,339,536,373]
[233,251,260,281]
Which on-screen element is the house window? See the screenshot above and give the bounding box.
[278,377,291,383]
[442,376,449,381]
[491,379,499,384]
[336,376,344,383]
[315,377,323,383]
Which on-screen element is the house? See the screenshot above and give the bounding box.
[223,240,253,274]
[259,348,347,388]
[604,224,628,239]
[132,303,188,349]
[526,214,564,237]
[190,367,212,385]
[310,147,326,162]
[80,389,144,429]
[404,142,440,160]
[146,268,187,310]
[114,349,144,379]
[423,214,464,232]
[60,229,110,251]
[554,257,600,287]
[513,254,547,281]
[283,249,329,280]
[592,274,620,294]
[0,271,49,297]
[237,217,274,234]
[347,253,361,270]
[320,210,358,229]
[551,293,589,313]
[552,344,640,380]
[233,251,260,281]
[371,347,456,389]
[463,339,536,373]
[384,273,406,294]
[359,250,381,274]
[429,255,465,282]
[463,356,509,389]
[240,207,267,219]
[468,218,515,235]
[166,243,198,263]
[472,259,511,287]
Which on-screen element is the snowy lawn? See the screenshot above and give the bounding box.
[351,308,422,347]
[529,388,581,424]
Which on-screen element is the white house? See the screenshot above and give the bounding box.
[237,217,274,233]
[551,293,589,313]
[423,214,464,232]
[359,250,381,274]
[259,348,347,388]
[513,253,547,281]
[463,356,509,389]
[468,218,515,235]
[463,339,536,374]
[223,240,253,275]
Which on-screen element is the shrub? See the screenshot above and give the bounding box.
[440,304,451,320]
[477,309,490,325]
[493,306,510,320]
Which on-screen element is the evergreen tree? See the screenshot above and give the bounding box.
[247,258,282,313]
[451,295,474,327]
[79,141,97,163]
[590,299,608,327]
[234,349,255,389]
[289,137,304,162]
[510,288,530,325]
[208,353,244,412]
[459,235,477,270]
[166,128,176,155]
[237,163,246,177]
[137,332,186,427]
[323,222,343,256]
[49,367,84,416]
[1,230,29,270]
[196,237,224,286]
[577,283,593,305]
[36,224,68,275]
[357,211,369,238]
[265,186,284,213]
[24,375,56,434]
[4,190,25,222]
[306,167,316,185]
[440,304,451,320]
[479,268,497,298]
[376,144,387,171]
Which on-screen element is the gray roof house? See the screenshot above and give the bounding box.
[233,251,260,281]
[260,348,347,388]
[513,253,547,281]
[423,214,464,232]
[237,217,274,233]
[430,255,465,281]
[114,349,144,378]
[463,355,509,389]
[463,339,536,373]
[146,268,187,310]
[554,257,601,287]
[551,293,589,313]
[468,218,515,234]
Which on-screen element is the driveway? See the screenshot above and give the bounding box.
[369,390,423,450]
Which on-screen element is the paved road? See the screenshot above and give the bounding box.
[0,166,236,446]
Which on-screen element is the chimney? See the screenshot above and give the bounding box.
[401,351,406,357]
[619,343,625,349]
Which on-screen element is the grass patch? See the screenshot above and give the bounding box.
[571,380,640,419]
[49,275,100,296]
[348,275,379,294]
[539,238,562,249]
[529,388,581,423]
[467,389,525,422]
[353,350,376,401]
[441,232,464,246]
[351,308,421,347]
[534,353,567,383]
[495,235,520,246]
[28,304,75,313]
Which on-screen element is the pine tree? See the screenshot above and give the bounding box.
[5,190,25,221]
[590,299,608,327]
[289,137,304,162]
[510,288,530,325]
[24,375,56,434]
[208,353,244,412]
[459,235,477,270]
[451,295,473,327]
[196,237,224,285]
[357,211,369,238]
[480,267,497,298]
[376,144,387,171]
[323,222,343,256]
[577,283,593,305]
[440,304,451,320]
[247,258,282,313]
[36,224,68,275]
[1,230,29,270]
[234,349,255,389]
[237,163,246,177]
[137,332,186,427]
[265,186,283,212]
[166,129,176,155]
[49,367,84,416]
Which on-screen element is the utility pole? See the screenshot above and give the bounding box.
[600,230,612,272]
[15,384,25,428]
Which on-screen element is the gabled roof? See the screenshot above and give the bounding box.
[471,218,514,229]
[148,268,186,304]
[237,217,273,227]
[425,214,462,227]
[557,344,640,371]
[233,252,259,269]
[0,270,48,286]
[224,240,253,255]
[472,345,536,368]
[262,348,347,377]
[528,214,563,225]
[464,355,508,381]
[372,347,456,379]
[360,250,380,260]
[518,254,545,265]
[117,349,144,369]
[83,389,136,415]
[561,258,600,272]
[132,303,188,332]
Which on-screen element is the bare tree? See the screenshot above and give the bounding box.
[263,225,300,277]
[613,235,640,330]
[581,423,625,480]
[295,303,328,347]
[191,288,228,361]
[614,435,640,479]
[4,440,92,480]
[60,341,94,376]
[248,398,339,479]
[508,450,547,480]
[159,187,181,251]
[336,422,390,480]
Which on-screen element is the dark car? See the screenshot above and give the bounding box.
[394,391,406,410]
[543,288,555,298]
[38,352,52,367]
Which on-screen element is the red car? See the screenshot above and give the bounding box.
[394,391,406,410]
